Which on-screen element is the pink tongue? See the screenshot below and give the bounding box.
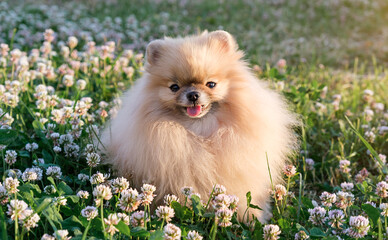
[187,105,202,117]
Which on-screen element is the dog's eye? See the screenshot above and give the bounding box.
[169,84,180,92]
[206,82,217,88]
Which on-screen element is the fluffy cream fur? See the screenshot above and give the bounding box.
[101,30,297,222]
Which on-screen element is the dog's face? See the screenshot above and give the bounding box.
[144,31,244,119]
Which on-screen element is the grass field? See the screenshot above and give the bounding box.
[0,0,387,239]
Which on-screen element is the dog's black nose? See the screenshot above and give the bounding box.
[186,91,200,102]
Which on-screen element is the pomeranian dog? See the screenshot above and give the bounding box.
[101,30,297,222]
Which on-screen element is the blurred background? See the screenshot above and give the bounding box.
[3,0,388,67]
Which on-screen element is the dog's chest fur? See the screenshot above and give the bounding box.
[182,113,219,138]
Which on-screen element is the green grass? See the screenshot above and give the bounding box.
[0,0,387,239]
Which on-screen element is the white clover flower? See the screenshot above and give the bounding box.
[186,230,203,240]
[373,102,384,112]
[62,74,74,87]
[85,124,99,136]
[140,184,156,205]
[41,233,55,240]
[46,166,62,179]
[328,209,345,229]
[156,205,175,222]
[283,165,297,177]
[4,150,17,165]
[346,215,370,238]
[44,29,55,42]
[364,130,376,142]
[54,196,67,206]
[22,211,40,231]
[55,229,71,240]
[229,195,239,212]
[104,213,120,236]
[340,182,354,191]
[51,109,64,124]
[141,183,156,194]
[76,79,86,90]
[118,212,130,225]
[335,191,354,209]
[130,210,145,227]
[22,167,43,182]
[364,109,374,122]
[123,49,133,59]
[355,168,369,183]
[84,144,94,154]
[36,99,47,110]
[380,203,388,217]
[212,184,226,196]
[7,199,29,221]
[0,183,9,205]
[98,101,109,109]
[78,173,89,182]
[111,177,129,193]
[81,206,98,220]
[59,133,73,145]
[163,223,181,240]
[86,152,101,168]
[4,177,19,194]
[181,186,193,197]
[53,146,62,154]
[363,89,374,102]
[363,89,374,96]
[376,181,388,198]
[308,206,326,225]
[339,159,351,174]
[164,194,179,206]
[68,36,78,49]
[211,194,231,211]
[305,158,315,170]
[123,66,134,77]
[0,43,9,56]
[25,142,38,152]
[378,154,387,164]
[10,49,22,62]
[44,185,56,194]
[90,172,106,185]
[119,188,140,212]
[294,230,308,240]
[272,184,287,201]
[216,208,233,227]
[263,224,281,240]
[93,184,112,201]
[319,191,336,207]
[33,158,45,165]
[4,93,19,108]
[77,190,89,199]
[64,143,79,158]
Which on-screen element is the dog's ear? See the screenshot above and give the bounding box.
[207,30,237,53]
[146,40,164,65]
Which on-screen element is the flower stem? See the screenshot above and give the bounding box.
[81,220,91,240]
[210,218,217,240]
[14,193,19,240]
[100,202,107,239]
[160,219,165,230]
[143,205,148,230]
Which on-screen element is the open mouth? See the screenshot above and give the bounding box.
[185,104,210,117]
